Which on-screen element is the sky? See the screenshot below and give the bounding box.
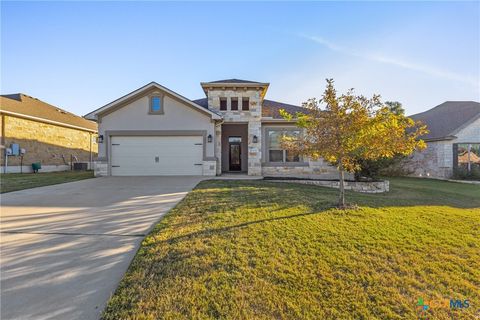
[1,1,479,116]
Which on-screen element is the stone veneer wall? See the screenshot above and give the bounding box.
[207,88,263,175]
[401,141,453,178]
[268,179,389,193]
[262,159,342,179]
[202,160,217,176]
[214,123,222,175]
[1,114,97,173]
[401,117,480,179]
[94,161,108,177]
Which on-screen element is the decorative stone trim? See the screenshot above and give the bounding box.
[202,160,217,176]
[94,161,108,177]
[266,179,389,193]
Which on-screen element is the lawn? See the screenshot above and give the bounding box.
[0,170,94,193]
[102,178,480,320]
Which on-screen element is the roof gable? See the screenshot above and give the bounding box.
[0,93,97,132]
[85,82,222,121]
[410,101,480,141]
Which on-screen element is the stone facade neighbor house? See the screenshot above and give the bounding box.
[0,94,98,173]
[85,79,338,177]
[403,101,480,178]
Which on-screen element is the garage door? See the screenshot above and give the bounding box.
[110,136,203,176]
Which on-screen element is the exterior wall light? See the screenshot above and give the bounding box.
[97,135,104,143]
[253,135,258,143]
[207,134,213,143]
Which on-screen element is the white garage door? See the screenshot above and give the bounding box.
[110,136,203,176]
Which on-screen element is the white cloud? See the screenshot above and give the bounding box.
[299,34,479,88]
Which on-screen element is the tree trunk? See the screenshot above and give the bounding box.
[338,166,345,208]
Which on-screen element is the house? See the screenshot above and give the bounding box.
[85,79,338,177]
[0,93,98,173]
[403,101,480,178]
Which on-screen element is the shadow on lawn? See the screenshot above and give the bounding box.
[195,179,480,209]
[163,210,321,245]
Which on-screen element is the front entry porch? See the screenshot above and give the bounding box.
[221,124,248,173]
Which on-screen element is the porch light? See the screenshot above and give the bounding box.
[97,135,104,143]
[253,135,258,143]
[207,134,213,143]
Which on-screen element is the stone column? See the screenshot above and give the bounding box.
[248,120,262,175]
[215,123,222,175]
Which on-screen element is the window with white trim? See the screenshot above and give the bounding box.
[267,129,301,162]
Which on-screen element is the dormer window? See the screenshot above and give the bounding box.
[220,97,227,111]
[231,97,238,111]
[242,97,249,111]
[149,95,164,114]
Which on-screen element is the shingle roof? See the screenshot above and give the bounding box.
[192,98,208,108]
[410,101,480,141]
[262,99,307,119]
[1,93,97,132]
[205,79,263,84]
[192,98,307,119]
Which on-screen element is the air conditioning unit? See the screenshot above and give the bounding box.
[73,162,88,171]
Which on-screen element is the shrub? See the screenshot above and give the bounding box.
[452,165,480,180]
[354,155,408,181]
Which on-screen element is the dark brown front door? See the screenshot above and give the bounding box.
[229,137,241,171]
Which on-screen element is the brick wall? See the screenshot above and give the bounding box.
[0,114,97,168]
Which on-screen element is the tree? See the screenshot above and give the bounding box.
[385,101,405,116]
[280,79,428,208]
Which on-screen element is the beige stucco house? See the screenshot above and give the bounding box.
[85,79,338,177]
[1,93,98,173]
[403,101,480,178]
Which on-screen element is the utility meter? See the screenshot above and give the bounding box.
[10,143,20,156]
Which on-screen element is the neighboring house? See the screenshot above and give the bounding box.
[85,79,338,177]
[403,101,480,178]
[0,93,98,173]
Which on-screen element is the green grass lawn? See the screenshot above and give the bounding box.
[0,170,94,193]
[102,178,480,320]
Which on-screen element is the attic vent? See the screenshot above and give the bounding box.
[56,109,67,114]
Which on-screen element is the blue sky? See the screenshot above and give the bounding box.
[1,1,479,116]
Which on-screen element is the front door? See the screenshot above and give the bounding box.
[229,137,241,171]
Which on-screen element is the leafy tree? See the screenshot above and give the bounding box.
[355,101,408,180]
[280,79,428,208]
[385,101,405,116]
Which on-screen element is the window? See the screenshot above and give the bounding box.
[242,97,249,111]
[231,97,238,111]
[454,143,480,172]
[150,96,163,113]
[229,136,242,143]
[220,97,227,111]
[267,129,301,163]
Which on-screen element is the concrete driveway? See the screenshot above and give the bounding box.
[0,176,203,320]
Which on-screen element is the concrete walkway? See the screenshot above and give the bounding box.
[0,176,203,320]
